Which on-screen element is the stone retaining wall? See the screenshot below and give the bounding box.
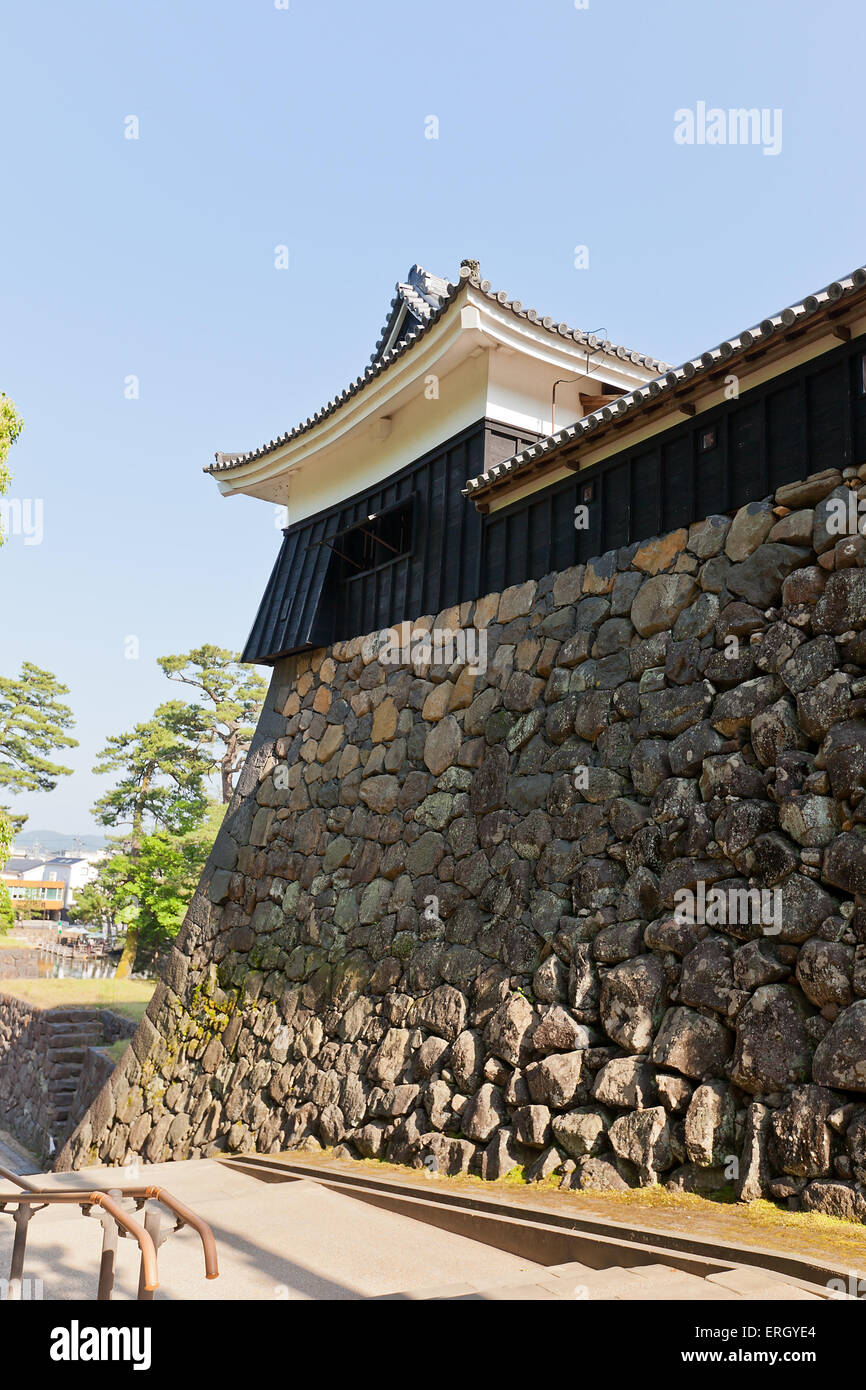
[57,465,866,1222]
[0,996,135,1158]
[61,1047,117,1146]
[0,949,41,980]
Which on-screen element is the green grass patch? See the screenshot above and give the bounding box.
[0,976,154,1021]
[278,1148,866,1269]
[0,936,37,949]
[101,1038,131,1063]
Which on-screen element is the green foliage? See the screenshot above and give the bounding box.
[92,699,212,845]
[89,803,224,968]
[0,663,77,809]
[91,652,257,976]
[0,391,23,540]
[157,644,266,802]
[67,878,115,932]
[0,392,23,926]
[0,808,12,934]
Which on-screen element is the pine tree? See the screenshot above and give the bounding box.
[0,394,25,930]
[0,662,77,833]
[92,700,211,974]
[157,645,267,802]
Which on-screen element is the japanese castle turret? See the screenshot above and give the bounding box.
[207,260,668,661]
[208,259,866,664]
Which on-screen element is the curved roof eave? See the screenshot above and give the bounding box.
[207,262,672,479]
[463,264,866,502]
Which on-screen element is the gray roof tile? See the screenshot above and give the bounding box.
[208,260,670,476]
[463,264,866,500]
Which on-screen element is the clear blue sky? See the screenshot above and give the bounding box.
[2,0,864,835]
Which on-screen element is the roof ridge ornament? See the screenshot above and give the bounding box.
[208,257,670,477]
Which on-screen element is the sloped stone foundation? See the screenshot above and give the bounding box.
[57,466,866,1221]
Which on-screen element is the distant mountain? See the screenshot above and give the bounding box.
[13,829,106,854]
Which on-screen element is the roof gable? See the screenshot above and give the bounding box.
[372,264,453,361]
[208,259,671,479]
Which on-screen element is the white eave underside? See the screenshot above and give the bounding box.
[211,287,663,505]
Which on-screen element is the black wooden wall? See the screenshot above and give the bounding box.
[243,332,866,663]
[242,418,540,662]
[480,332,866,594]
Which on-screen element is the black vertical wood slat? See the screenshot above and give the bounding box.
[661,437,690,532]
[545,491,555,573]
[808,362,847,473]
[729,399,764,505]
[510,505,524,584]
[448,441,467,604]
[655,443,663,536]
[529,497,548,577]
[435,446,452,609]
[802,376,811,476]
[428,456,445,613]
[245,337,866,663]
[378,556,393,629]
[759,393,769,496]
[851,351,866,461]
[417,453,433,614]
[241,531,292,662]
[767,381,805,488]
[603,460,628,549]
[843,353,855,468]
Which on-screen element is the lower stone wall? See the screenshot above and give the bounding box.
[0,949,41,980]
[0,994,51,1155]
[58,465,866,1222]
[0,996,135,1158]
[61,1048,117,1147]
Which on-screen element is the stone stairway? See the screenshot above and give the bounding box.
[44,1011,106,1139]
[389,1260,825,1301]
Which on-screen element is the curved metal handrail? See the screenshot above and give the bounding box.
[0,1187,159,1291]
[141,1186,219,1279]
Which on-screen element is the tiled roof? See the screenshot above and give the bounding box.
[3,858,44,874]
[463,263,866,501]
[370,264,453,362]
[208,261,671,476]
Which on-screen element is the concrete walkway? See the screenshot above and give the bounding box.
[0,1156,827,1301]
[0,1128,40,1178]
[0,1158,546,1300]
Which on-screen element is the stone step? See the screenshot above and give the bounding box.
[48,1013,104,1027]
[398,1260,766,1301]
[705,1267,822,1300]
[579,1263,741,1301]
[49,1029,103,1040]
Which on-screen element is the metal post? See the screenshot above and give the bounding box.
[96,1188,122,1301]
[8,1205,33,1300]
[136,1204,161,1301]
